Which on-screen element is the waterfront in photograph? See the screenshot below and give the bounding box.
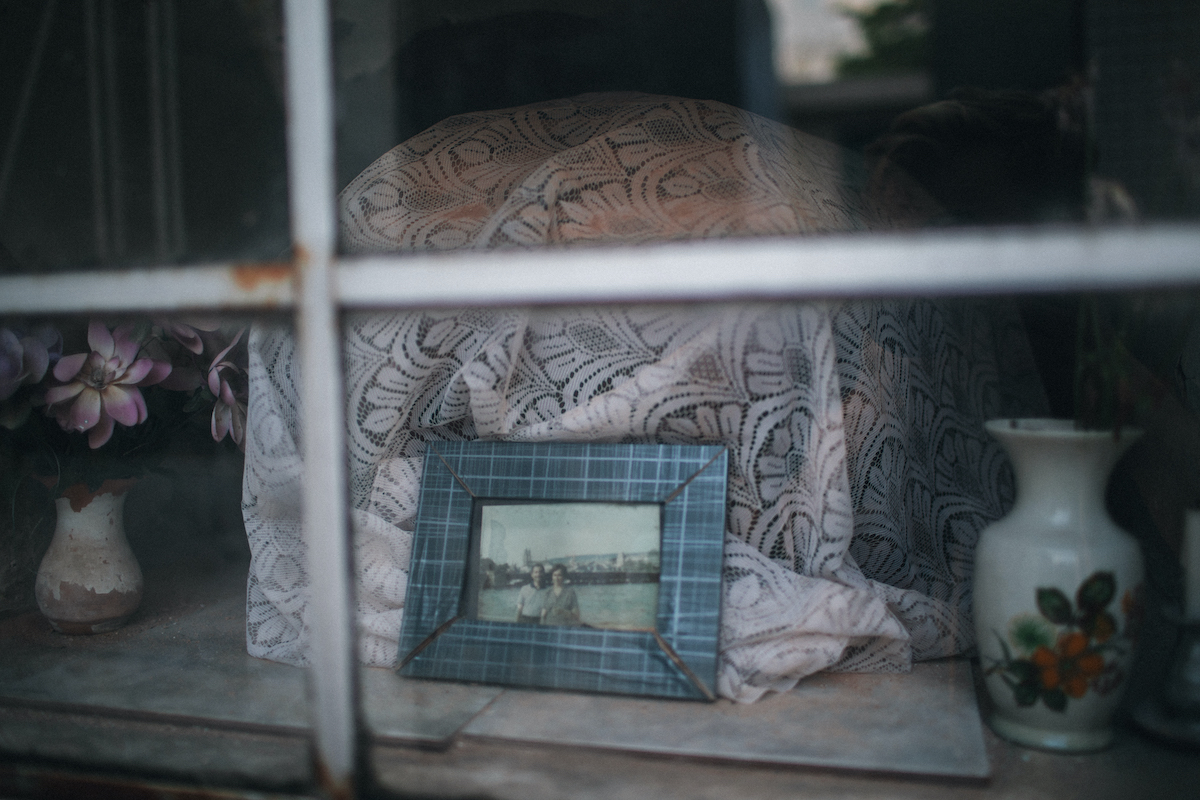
[477,581,659,630]
[473,501,662,629]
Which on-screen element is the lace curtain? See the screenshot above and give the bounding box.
[242,94,1046,702]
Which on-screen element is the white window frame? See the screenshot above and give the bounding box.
[2,1,1200,795]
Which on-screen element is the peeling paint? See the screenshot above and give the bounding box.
[232,261,294,291]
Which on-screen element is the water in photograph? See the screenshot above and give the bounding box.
[476,582,660,629]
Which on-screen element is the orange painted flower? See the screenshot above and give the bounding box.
[1030,632,1106,698]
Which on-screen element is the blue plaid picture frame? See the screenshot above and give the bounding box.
[398,442,728,701]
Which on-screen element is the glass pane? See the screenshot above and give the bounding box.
[333,1,1198,265]
[0,2,288,274]
[0,312,314,790]
[311,292,1200,791]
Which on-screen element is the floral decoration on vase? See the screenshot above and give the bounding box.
[986,570,1143,713]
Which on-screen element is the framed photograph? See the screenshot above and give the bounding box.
[398,441,728,701]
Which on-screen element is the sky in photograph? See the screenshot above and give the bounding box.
[480,503,661,566]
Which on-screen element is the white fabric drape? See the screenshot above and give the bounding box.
[242,94,1046,701]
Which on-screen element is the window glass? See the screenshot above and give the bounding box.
[0,2,288,273]
[332,0,1199,255]
[0,313,313,789]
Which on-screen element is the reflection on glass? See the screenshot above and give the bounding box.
[0,3,287,273]
[0,315,251,622]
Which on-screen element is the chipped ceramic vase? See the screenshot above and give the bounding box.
[974,419,1144,752]
[35,480,143,634]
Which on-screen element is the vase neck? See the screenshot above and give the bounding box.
[993,424,1136,517]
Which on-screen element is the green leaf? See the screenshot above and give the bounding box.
[1013,682,1040,707]
[1007,660,1036,685]
[1076,571,1116,612]
[1036,588,1074,624]
[994,631,1013,663]
[1009,614,1056,652]
[1042,689,1068,713]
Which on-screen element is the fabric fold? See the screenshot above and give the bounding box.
[241,93,1047,700]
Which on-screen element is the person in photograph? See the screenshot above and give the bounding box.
[515,563,547,624]
[540,564,581,626]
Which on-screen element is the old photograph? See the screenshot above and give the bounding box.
[474,502,662,630]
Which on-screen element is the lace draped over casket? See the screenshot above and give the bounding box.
[242,93,1046,702]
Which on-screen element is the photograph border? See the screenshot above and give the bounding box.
[397,441,728,701]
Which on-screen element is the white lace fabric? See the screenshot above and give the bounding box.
[242,94,1046,702]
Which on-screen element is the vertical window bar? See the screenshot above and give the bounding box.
[282,0,357,794]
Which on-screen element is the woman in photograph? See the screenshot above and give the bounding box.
[540,565,582,627]
[515,564,547,624]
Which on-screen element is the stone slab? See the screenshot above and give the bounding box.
[0,560,498,746]
[361,670,503,745]
[0,588,310,730]
[461,660,990,778]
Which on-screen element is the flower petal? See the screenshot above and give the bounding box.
[52,352,88,382]
[207,329,244,373]
[101,384,142,426]
[19,335,50,384]
[44,382,86,405]
[132,385,148,423]
[231,403,247,449]
[118,358,155,385]
[212,402,231,441]
[111,323,141,365]
[165,322,204,354]
[32,326,62,356]
[139,359,172,386]
[207,367,222,396]
[67,388,102,432]
[87,413,115,448]
[87,320,115,359]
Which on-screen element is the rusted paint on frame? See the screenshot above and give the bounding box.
[231,261,294,292]
[313,750,354,800]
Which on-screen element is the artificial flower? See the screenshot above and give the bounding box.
[155,317,221,355]
[207,328,248,450]
[45,321,172,448]
[0,326,60,401]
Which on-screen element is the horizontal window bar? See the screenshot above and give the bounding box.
[337,225,1200,309]
[0,262,294,315]
[3,224,1200,316]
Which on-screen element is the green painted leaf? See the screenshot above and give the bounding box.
[1043,689,1068,712]
[994,631,1013,663]
[1037,588,1074,624]
[1014,682,1040,707]
[1077,571,1116,612]
[1007,660,1036,685]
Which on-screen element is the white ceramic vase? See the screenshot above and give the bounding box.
[974,419,1144,752]
[34,480,143,634]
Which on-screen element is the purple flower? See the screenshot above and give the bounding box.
[207,328,247,450]
[0,326,59,401]
[155,317,220,355]
[45,321,172,448]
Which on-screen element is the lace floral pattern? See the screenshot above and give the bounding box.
[242,94,1045,701]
